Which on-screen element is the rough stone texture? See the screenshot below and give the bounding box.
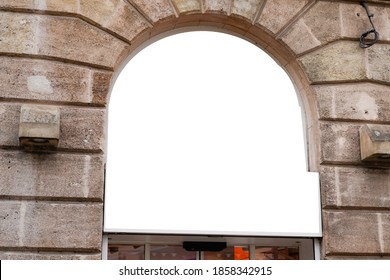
[283,2,390,55]
[204,0,231,14]
[0,0,33,9]
[299,41,366,83]
[0,11,37,54]
[0,0,78,13]
[383,214,390,253]
[92,71,113,105]
[80,0,151,42]
[320,166,390,209]
[131,0,175,22]
[0,57,111,106]
[314,83,390,122]
[281,17,321,54]
[0,201,102,250]
[0,103,106,151]
[340,4,390,41]
[231,0,263,21]
[367,44,390,83]
[0,151,104,201]
[60,107,106,151]
[281,1,341,54]
[258,0,309,34]
[0,104,20,147]
[0,12,129,69]
[323,210,384,255]
[301,43,390,86]
[0,252,101,260]
[319,122,361,164]
[172,0,201,14]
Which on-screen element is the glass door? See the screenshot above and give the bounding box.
[104,234,315,260]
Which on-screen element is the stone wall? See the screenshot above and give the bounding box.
[0,0,389,259]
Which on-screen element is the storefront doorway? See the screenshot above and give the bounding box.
[103,234,316,260]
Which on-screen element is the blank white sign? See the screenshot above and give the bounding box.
[104,31,321,237]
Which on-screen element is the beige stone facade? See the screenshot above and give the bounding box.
[0,0,389,260]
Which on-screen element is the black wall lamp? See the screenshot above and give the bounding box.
[359,1,379,48]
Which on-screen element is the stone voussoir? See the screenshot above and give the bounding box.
[172,0,202,14]
[80,0,151,42]
[130,0,176,23]
[204,0,231,15]
[257,0,309,34]
[231,0,264,22]
[281,1,341,54]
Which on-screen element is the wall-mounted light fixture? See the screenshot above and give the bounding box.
[360,124,390,163]
[19,104,60,151]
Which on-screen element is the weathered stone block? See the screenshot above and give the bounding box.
[80,0,151,42]
[281,2,341,54]
[382,214,390,254]
[281,18,321,54]
[340,4,390,42]
[0,57,111,105]
[0,0,78,13]
[0,11,37,54]
[0,12,129,69]
[319,122,361,164]
[0,151,104,201]
[299,41,366,83]
[172,0,201,14]
[258,0,309,34]
[131,0,175,22]
[0,252,101,260]
[0,201,102,250]
[0,104,22,147]
[60,107,106,151]
[204,0,231,14]
[92,71,112,105]
[0,104,106,152]
[19,105,60,149]
[320,166,390,209]
[323,210,382,255]
[314,83,390,122]
[367,44,390,83]
[0,0,33,9]
[360,124,390,162]
[300,43,390,85]
[231,0,264,21]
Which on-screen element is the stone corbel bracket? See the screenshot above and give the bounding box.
[360,124,390,164]
[19,104,60,151]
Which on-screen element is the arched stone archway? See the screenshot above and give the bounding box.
[0,0,389,260]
